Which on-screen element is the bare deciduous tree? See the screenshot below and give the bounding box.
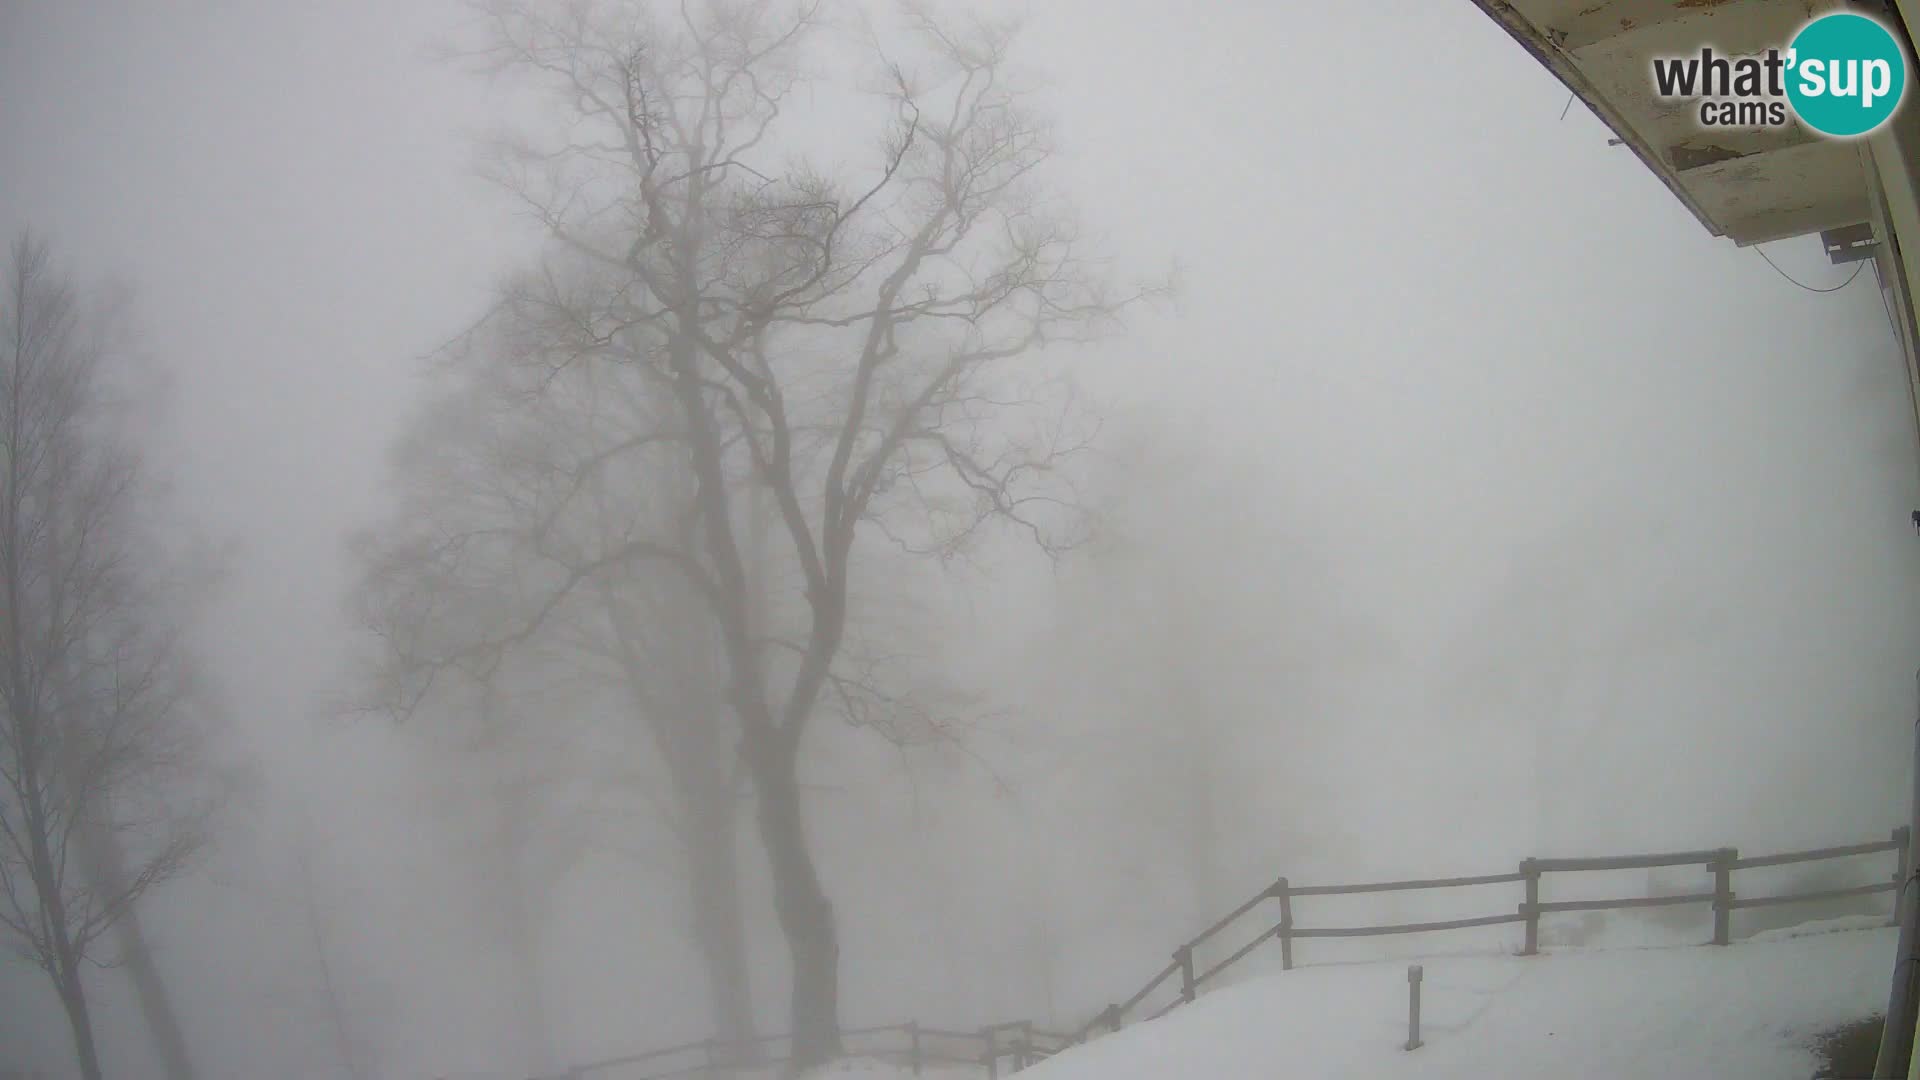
[455,1,1164,1065]
[352,312,766,1061]
[0,234,208,1080]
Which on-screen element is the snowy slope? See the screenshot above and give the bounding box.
[1002,919,1893,1080]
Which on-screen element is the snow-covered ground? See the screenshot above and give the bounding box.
[1012,918,1892,1080]
[798,1064,985,1080]
[798,918,1894,1080]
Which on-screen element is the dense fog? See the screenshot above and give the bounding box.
[2,2,1915,1078]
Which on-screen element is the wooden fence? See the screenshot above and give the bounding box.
[551,826,1911,1078]
[1070,825,1912,1042]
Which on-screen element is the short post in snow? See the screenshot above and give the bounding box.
[1519,858,1540,956]
[907,1020,922,1076]
[1103,1003,1123,1034]
[1404,964,1425,1052]
[1711,847,1737,946]
[1894,825,1912,928]
[1177,944,1197,1003]
[981,1027,999,1080]
[1274,876,1294,971]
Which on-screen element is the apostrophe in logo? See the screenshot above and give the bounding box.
[1785,12,1907,137]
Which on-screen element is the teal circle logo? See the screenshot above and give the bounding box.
[1786,13,1907,137]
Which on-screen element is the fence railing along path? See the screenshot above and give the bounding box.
[552,826,1912,1078]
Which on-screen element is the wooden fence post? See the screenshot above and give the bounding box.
[1274,877,1294,971]
[981,1027,998,1080]
[908,1021,921,1076]
[1520,858,1540,956]
[1404,964,1424,1051]
[1176,944,1196,1003]
[1016,1021,1033,1070]
[1895,825,1912,928]
[1104,1003,1122,1034]
[1712,848,1736,946]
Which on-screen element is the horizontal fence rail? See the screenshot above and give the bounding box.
[1728,881,1897,909]
[1731,837,1904,869]
[1288,871,1528,897]
[1532,892,1719,913]
[1291,912,1529,939]
[1528,849,1729,872]
[551,825,1912,1078]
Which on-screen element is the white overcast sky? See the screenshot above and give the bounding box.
[3,1,1917,1075]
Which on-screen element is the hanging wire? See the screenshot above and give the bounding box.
[1754,245,1866,293]
[1559,92,1576,121]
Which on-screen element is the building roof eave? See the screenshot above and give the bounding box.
[1466,0,1872,247]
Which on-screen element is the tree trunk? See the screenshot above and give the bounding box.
[686,791,758,1056]
[25,774,104,1080]
[660,221,841,1069]
[106,903,197,1080]
[56,962,105,1080]
[705,479,768,1054]
[599,575,762,1054]
[75,821,197,1080]
[499,794,557,1077]
[503,884,556,1076]
[298,845,369,1080]
[747,739,840,1072]
[26,827,104,1080]
[54,598,197,1080]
